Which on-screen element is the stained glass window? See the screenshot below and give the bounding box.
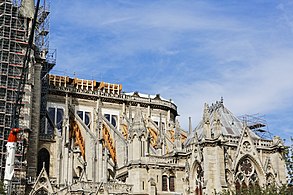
[162,175,168,191]
[169,176,175,191]
[104,114,118,128]
[78,111,91,128]
[47,107,64,135]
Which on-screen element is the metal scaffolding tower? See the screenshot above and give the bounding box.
[0,0,55,193]
[0,1,28,186]
[240,113,272,140]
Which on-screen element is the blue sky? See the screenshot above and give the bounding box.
[49,0,293,142]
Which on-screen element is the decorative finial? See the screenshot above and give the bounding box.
[188,117,192,135]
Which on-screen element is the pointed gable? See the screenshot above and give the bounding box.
[30,166,54,194]
[232,126,265,181]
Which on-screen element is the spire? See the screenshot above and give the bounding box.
[203,103,209,124]
[203,103,211,139]
[188,117,192,134]
[20,0,35,19]
[129,104,146,139]
[212,109,221,138]
[174,119,182,151]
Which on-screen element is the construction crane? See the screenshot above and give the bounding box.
[3,0,41,194]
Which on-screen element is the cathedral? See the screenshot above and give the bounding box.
[0,0,288,194]
[28,74,287,194]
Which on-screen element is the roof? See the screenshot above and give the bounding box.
[125,92,173,102]
[185,99,259,145]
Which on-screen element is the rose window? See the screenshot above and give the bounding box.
[240,159,253,175]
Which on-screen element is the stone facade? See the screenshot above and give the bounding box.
[29,75,287,195]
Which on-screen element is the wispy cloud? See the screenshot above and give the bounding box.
[50,0,293,139]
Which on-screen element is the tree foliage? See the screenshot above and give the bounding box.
[221,185,292,195]
[0,181,5,194]
[284,137,293,186]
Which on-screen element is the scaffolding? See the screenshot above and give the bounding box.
[47,74,123,95]
[239,113,272,140]
[39,0,56,141]
[0,1,28,189]
[0,0,55,193]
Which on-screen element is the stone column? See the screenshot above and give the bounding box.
[122,102,126,114]
[128,103,132,121]
[97,140,103,181]
[167,110,170,123]
[62,94,70,184]
[26,63,42,178]
[103,149,109,182]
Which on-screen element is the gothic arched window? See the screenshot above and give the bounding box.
[195,165,203,195]
[162,175,168,191]
[235,158,259,192]
[37,148,50,176]
[47,106,64,135]
[169,175,175,192]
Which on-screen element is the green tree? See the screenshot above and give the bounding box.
[0,181,5,194]
[284,137,293,186]
[221,184,292,195]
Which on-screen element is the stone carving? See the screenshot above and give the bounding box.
[149,177,156,186]
[242,141,251,152]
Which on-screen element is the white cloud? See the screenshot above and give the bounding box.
[50,0,293,139]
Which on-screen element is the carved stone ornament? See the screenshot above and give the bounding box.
[242,141,251,152]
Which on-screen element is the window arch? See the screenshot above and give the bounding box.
[76,166,83,178]
[235,158,259,192]
[195,165,203,195]
[37,148,50,176]
[35,187,48,195]
[169,175,175,192]
[47,105,64,135]
[162,172,177,192]
[162,175,168,191]
[190,162,203,195]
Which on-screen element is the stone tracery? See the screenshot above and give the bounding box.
[235,158,259,190]
[191,162,203,195]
